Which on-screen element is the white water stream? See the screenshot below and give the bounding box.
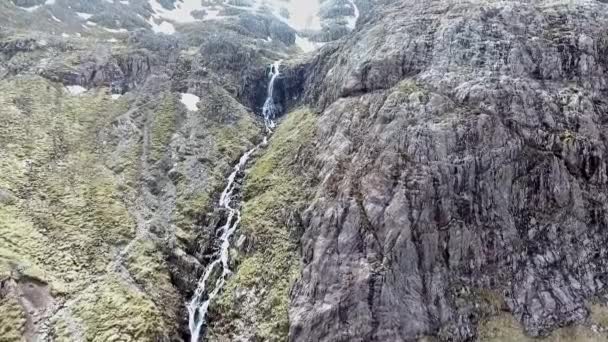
[262,60,281,132]
[187,61,282,342]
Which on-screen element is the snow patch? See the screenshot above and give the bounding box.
[111,94,122,100]
[51,15,62,22]
[180,93,200,111]
[61,33,70,38]
[264,0,321,31]
[17,5,40,12]
[295,34,323,53]
[148,0,203,23]
[120,0,129,4]
[45,0,55,4]
[86,21,97,26]
[103,27,128,33]
[76,12,93,20]
[150,20,175,34]
[222,0,321,31]
[202,9,222,20]
[66,85,87,96]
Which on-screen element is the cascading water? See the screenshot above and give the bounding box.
[262,60,281,132]
[186,61,282,342]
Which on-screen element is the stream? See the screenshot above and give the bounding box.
[186,61,281,342]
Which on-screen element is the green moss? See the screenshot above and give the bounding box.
[561,130,576,145]
[61,276,166,342]
[0,293,26,341]
[211,115,260,162]
[589,303,608,328]
[150,93,178,162]
[211,108,317,341]
[173,112,260,243]
[0,76,169,341]
[396,79,423,96]
[125,239,180,316]
[479,312,608,342]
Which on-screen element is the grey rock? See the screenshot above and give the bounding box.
[289,0,608,340]
[0,188,15,205]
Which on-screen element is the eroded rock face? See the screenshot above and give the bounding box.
[290,0,608,340]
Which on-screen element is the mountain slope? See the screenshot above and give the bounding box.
[3,0,608,341]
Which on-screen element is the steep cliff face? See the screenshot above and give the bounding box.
[288,0,608,340]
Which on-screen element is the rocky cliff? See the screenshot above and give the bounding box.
[289,0,608,340]
[2,0,608,341]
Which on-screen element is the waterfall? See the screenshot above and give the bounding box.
[186,60,282,342]
[346,0,359,29]
[262,60,281,132]
[186,146,258,342]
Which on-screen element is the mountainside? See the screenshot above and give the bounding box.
[2,0,608,341]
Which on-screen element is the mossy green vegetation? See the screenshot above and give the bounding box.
[150,93,179,162]
[210,108,317,341]
[479,312,607,341]
[173,109,260,244]
[62,276,165,342]
[211,115,261,162]
[590,303,608,328]
[396,79,423,95]
[0,292,26,340]
[0,76,172,341]
[465,290,608,341]
[124,238,181,328]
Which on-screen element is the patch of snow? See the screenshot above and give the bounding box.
[61,33,70,38]
[107,38,118,42]
[51,15,62,22]
[180,93,200,111]
[111,94,122,100]
[17,5,41,12]
[295,34,323,53]
[45,0,55,4]
[76,12,93,20]
[222,0,321,31]
[202,9,223,20]
[120,0,129,4]
[86,21,97,26]
[265,0,321,31]
[39,39,48,46]
[266,36,272,42]
[66,85,87,96]
[104,0,114,3]
[150,20,175,34]
[76,33,81,37]
[148,0,203,23]
[103,27,128,33]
